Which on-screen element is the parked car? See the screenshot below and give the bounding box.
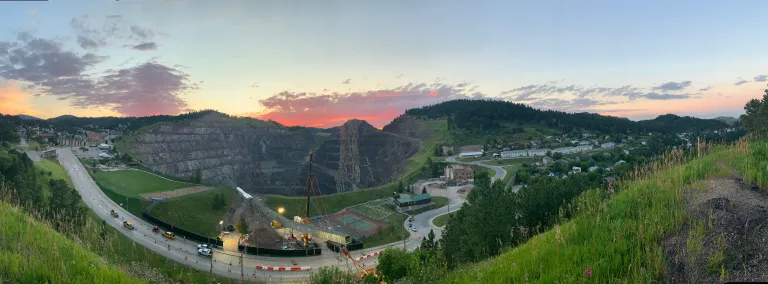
[410,227,417,232]
[198,248,212,257]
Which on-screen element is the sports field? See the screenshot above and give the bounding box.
[330,210,387,237]
[93,170,189,197]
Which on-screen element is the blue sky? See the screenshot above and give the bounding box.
[0,0,766,127]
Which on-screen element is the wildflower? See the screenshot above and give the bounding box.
[584,269,593,277]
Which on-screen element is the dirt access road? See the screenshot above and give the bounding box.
[140,185,211,200]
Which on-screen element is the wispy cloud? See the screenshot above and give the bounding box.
[129,42,158,51]
[755,75,768,82]
[652,80,691,91]
[735,80,749,85]
[341,78,351,84]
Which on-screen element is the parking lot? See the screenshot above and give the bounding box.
[70,146,110,159]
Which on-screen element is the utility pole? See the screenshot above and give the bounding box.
[210,250,214,281]
[402,233,406,250]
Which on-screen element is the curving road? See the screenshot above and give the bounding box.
[58,147,458,282]
[445,155,507,182]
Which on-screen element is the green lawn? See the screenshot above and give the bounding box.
[433,212,456,227]
[149,187,236,237]
[485,157,537,166]
[93,170,189,197]
[362,213,408,247]
[36,158,74,187]
[26,139,42,151]
[267,185,397,219]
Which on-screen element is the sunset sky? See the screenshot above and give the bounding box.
[1,0,767,128]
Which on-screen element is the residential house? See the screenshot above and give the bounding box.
[588,166,599,172]
[614,160,626,166]
[542,156,554,166]
[572,166,582,173]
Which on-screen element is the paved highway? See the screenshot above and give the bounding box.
[57,147,452,282]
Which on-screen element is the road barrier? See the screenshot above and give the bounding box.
[356,250,385,261]
[255,265,311,271]
[237,244,322,257]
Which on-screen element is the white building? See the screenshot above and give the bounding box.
[501,150,528,158]
[528,149,549,156]
[572,167,582,173]
[601,142,616,149]
[98,143,113,150]
[459,151,483,158]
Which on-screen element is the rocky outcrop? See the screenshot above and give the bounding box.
[120,113,421,196]
[120,112,317,195]
[311,120,421,193]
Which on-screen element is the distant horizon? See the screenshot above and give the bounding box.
[9,100,741,130]
[0,1,764,128]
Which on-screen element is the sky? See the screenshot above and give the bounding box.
[1,0,767,128]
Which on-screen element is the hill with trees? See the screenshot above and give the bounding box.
[637,114,730,133]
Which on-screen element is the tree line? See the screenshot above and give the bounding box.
[405,99,732,135]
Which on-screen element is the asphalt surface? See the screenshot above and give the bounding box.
[20,137,41,162]
[56,147,449,282]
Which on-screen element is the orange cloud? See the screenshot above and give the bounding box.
[0,81,39,116]
[249,83,480,128]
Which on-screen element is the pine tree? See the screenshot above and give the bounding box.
[235,216,249,235]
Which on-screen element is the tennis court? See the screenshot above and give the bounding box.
[329,210,387,236]
[337,214,376,231]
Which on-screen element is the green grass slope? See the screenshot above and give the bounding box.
[149,187,236,237]
[0,201,140,283]
[444,140,766,283]
[93,170,189,197]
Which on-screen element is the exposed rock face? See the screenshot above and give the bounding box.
[382,115,434,141]
[121,113,316,195]
[311,120,421,193]
[120,113,421,196]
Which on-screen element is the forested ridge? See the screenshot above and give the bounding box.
[404,99,732,134]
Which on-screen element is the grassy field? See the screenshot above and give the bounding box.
[93,170,189,197]
[0,201,139,283]
[30,157,242,283]
[362,213,408,247]
[36,158,74,187]
[485,157,537,166]
[26,139,42,151]
[445,141,761,283]
[433,212,456,227]
[149,187,236,237]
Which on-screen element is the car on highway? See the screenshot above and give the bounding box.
[110,209,118,218]
[163,231,176,240]
[197,244,209,250]
[198,248,212,257]
[123,221,134,230]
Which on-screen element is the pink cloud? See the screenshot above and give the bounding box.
[248,83,482,128]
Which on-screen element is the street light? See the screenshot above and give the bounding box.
[219,220,224,231]
[277,207,285,214]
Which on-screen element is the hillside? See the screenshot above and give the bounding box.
[118,112,426,196]
[442,140,767,283]
[0,201,139,283]
[715,116,739,125]
[638,114,730,133]
[405,100,731,140]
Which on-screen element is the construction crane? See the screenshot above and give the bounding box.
[341,247,383,282]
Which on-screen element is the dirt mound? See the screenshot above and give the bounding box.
[225,193,283,249]
[139,186,210,200]
[661,177,768,283]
